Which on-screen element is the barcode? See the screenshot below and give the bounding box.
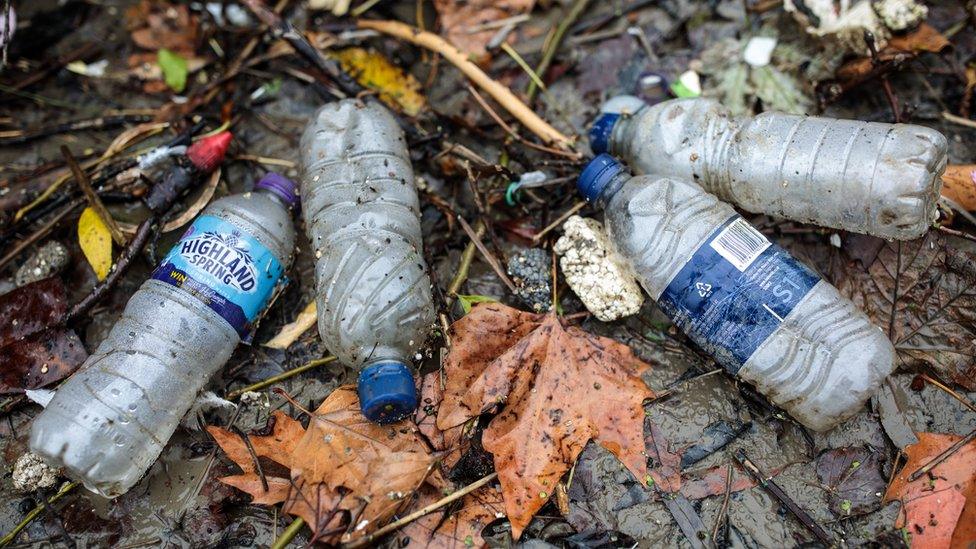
[709,218,770,271]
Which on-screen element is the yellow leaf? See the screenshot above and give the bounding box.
[78,207,113,280]
[264,300,318,349]
[330,48,426,116]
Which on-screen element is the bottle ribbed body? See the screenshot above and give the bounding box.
[300,99,434,369]
[603,173,895,431]
[30,191,295,497]
[613,98,948,240]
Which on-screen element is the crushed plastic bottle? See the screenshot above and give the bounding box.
[300,99,435,424]
[30,173,298,497]
[578,154,896,431]
[589,97,948,240]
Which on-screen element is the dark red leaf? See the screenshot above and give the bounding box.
[0,277,66,347]
[0,327,87,394]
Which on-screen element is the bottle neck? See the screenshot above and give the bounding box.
[595,171,630,208]
[255,187,291,209]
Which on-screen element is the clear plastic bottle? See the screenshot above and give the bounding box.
[300,99,434,424]
[30,173,298,497]
[578,154,895,431]
[589,97,948,240]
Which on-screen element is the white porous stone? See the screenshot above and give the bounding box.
[554,216,644,322]
[12,452,60,492]
[784,0,889,53]
[873,0,927,31]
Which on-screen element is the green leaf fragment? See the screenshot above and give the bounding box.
[157,48,188,93]
[457,294,498,314]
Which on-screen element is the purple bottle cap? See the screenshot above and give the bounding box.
[256,172,299,208]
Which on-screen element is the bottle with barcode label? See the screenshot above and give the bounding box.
[578,154,895,431]
[589,97,947,240]
[30,173,298,497]
[300,99,435,424]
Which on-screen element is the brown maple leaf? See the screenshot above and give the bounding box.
[399,484,505,548]
[437,303,655,539]
[432,0,535,60]
[834,233,976,390]
[210,386,433,543]
[884,432,976,548]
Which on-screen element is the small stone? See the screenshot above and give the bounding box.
[12,453,60,492]
[239,391,264,407]
[14,241,69,287]
[554,216,644,322]
[873,0,927,32]
[506,248,552,313]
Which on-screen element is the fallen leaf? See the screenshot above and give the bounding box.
[0,277,66,347]
[815,446,886,517]
[433,0,535,60]
[329,48,426,116]
[77,207,112,281]
[886,23,951,53]
[211,387,433,543]
[942,165,976,211]
[835,232,976,390]
[884,432,976,548]
[157,48,188,93]
[263,301,317,349]
[416,371,467,475]
[456,294,498,315]
[438,303,654,538]
[0,328,87,395]
[399,484,505,548]
[680,465,764,500]
[126,1,200,55]
[831,23,949,92]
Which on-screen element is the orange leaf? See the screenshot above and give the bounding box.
[399,484,505,548]
[942,165,976,211]
[438,303,654,538]
[432,0,535,60]
[886,23,950,53]
[207,410,305,474]
[884,432,976,548]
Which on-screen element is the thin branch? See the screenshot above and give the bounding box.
[226,356,337,400]
[457,215,516,293]
[62,146,127,246]
[526,0,592,102]
[907,427,976,482]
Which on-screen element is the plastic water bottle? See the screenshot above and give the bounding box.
[589,97,948,240]
[578,155,895,431]
[300,99,434,424]
[30,173,298,497]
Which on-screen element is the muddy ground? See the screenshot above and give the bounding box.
[1,0,975,547]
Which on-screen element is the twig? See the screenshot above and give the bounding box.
[226,356,337,400]
[342,472,498,548]
[0,482,79,547]
[532,201,586,243]
[733,450,832,545]
[938,224,976,244]
[464,84,579,159]
[942,111,976,129]
[916,374,976,414]
[447,221,485,297]
[0,199,83,271]
[457,215,516,293]
[0,115,153,146]
[907,427,976,482]
[711,463,734,543]
[231,425,269,492]
[64,217,156,324]
[358,19,574,149]
[526,0,591,102]
[62,146,127,246]
[270,517,305,549]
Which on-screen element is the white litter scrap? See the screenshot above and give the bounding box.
[554,216,644,322]
[743,36,778,67]
[12,453,60,492]
[784,0,889,53]
[873,0,928,31]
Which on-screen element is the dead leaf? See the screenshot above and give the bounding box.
[433,0,535,60]
[211,387,433,543]
[263,301,317,349]
[330,48,426,116]
[886,23,951,53]
[815,446,886,517]
[78,207,112,281]
[835,233,976,390]
[416,371,468,477]
[437,303,654,538]
[125,1,200,55]
[0,328,87,395]
[832,23,949,89]
[884,432,976,548]
[399,484,505,548]
[0,277,66,347]
[680,465,764,500]
[942,165,976,211]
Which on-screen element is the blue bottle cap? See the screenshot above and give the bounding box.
[588,113,620,155]
[358,361,418,423]
[256,172,300,208]
[578,153,623,203]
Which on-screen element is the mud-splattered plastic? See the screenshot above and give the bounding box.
[30,174,298,497]
[300,99,434,424]
[578,155,895,431]
[590,97,948,240]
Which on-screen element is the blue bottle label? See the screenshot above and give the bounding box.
[151,215,284,341]
[658,216,820,374]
